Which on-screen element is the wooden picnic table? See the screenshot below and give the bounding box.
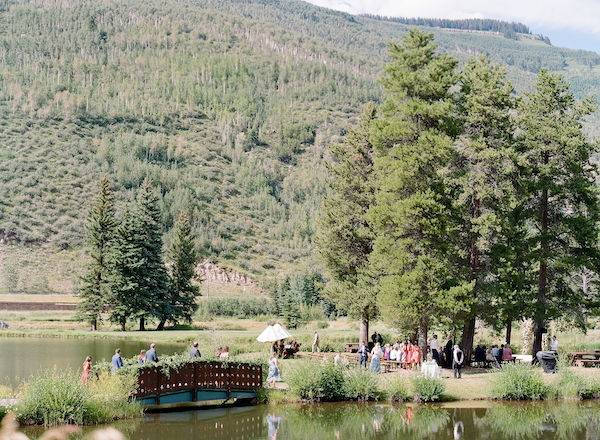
[568,351,600,367]
[345,342,359,353]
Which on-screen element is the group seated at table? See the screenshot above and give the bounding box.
[271,339,300,358]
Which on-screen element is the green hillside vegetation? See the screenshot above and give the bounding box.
[1,0,600,293]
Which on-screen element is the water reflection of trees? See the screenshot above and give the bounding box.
[482,402,600,440]
[276,404,450,439]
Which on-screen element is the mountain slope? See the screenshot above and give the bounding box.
[1,0,599,293]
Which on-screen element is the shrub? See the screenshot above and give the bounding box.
[319,362,345,401]
[553,368,599,400]
[18,369,91,425]
[86,371,141,422]
[196,297,274,318]
[342,368,383,402]
[287,361,322,401]
[491,364,549,400]
[317,320,329,329]
[412,376,445,403]
[17,368,140,426]
[387,375,411,402]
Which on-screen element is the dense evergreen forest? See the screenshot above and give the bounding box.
[361,16,534,40]
[1,0,600,293]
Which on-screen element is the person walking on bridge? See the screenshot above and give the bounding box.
[111,349,123,373]
[190,342,201,359]
[146,343,158,363]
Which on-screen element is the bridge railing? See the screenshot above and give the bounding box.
[135,361,263,401]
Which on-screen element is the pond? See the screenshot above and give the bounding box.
[23,401,600,439]
[0,337,185,387]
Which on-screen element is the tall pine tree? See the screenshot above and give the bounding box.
[316,104,378,344]
[77,176,117,331]
[516,69,600,356]
[110,179,169,331]
[159,210,200,329]
[450,56,517,362]
[135,178,169,331]
[368,29,472,359]
[109,205,142,331]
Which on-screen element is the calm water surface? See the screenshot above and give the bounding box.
[0,337,185,386]
[25,401,600,440]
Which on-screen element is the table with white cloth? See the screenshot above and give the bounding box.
[421,362,441,378]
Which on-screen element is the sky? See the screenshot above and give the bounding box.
[306,0,600,54]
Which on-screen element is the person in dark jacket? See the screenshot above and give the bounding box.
[444,335,453,368]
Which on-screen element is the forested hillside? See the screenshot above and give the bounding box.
[1,0,600,293]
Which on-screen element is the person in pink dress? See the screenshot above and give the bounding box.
[81,355,92,385]
[407,342,414,367]
[412,345,421,366]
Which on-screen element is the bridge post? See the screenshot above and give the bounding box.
[192,362,198,402]
[227,363,232,399]
[156,368,161,405]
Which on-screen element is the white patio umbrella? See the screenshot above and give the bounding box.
[257,323,292,342]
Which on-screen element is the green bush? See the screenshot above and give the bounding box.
[197,297,274,318]
[17,368,140,426]
[412,376,445,403]
[491,364,549,400]
[553,368,599,400]
[287,361,322,401]
[387,375,411,402]
[319,362,345,401]
[18,369,91,425]
[342,368,383,402]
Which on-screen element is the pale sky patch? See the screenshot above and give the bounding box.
[306,0,600,52]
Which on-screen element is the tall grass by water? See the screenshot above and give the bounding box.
[492,364,549,400]
[17,368,141,426]
[411,376,445,403]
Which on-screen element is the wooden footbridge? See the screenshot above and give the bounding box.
[134,361,263,409]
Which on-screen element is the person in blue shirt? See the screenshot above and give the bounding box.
[111,348,123,373]
[145,343,158,363]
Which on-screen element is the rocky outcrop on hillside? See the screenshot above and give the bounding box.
[195,259,254,287]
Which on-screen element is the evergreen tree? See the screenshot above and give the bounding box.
[159,210,200,329]
[368,29,472,358]
[316,104,378,344]
[76,176,117,331]
[135,178,170,331]
[450,56,517,361]
[109,179,169,331]
[282,290,301,329]
[515,69,600,356]
[109,205,142,331]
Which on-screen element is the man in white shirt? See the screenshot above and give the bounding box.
[430,334,439,364]
[389,347,398,361]
[312,331,320,353]
[551,336,558,352]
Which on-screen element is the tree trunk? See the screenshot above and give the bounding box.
[359,310,369,345]
[505,319,512,345]
[461,193,480,366]
[90,318,97,332]
[157,319,166,331]
[461,316,476,365]
[139,316,145,331]
[532,184,549,358]
[417,317,427,362]
[120,319,126,332]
